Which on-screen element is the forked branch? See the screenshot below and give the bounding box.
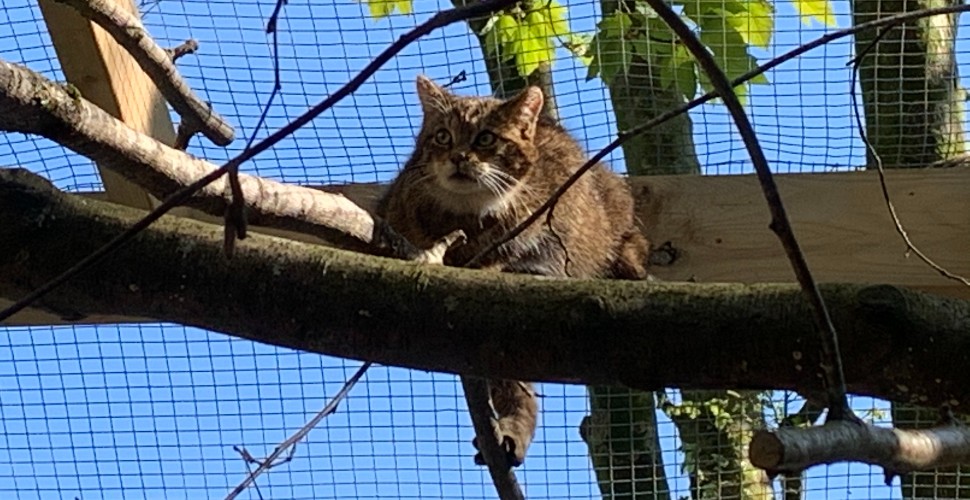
[53,0,235,146]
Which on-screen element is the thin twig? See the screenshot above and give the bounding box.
[223,2,289,257]
[0,0,520,322]
[164,39,198,61]
[225,362,371,500]
[463,3,970,268]
[849,27,970,287]
[643,0,853,420]
[266,0,287,34]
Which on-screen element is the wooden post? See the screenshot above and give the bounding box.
[38,0,176,210]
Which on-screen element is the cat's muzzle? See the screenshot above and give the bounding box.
[451,160,483,182]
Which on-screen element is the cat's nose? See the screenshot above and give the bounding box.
[450,152,468,165]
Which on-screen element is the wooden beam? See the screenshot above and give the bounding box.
[4,168,968,326]
[38,0,175,210]
[630,169,969,300]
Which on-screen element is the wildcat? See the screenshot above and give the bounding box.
[376,75,650,467]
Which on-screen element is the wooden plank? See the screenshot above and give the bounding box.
[4,168,968,326]
[630,169,970,300]
[38,0,175,209]
[319,169,970,302]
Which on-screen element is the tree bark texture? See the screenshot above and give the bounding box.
[854,0,966,169]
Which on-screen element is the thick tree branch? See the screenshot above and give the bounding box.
[53,0,235,146]
[4,168,970,413]
[750,421,970,477]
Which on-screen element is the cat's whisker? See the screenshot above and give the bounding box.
[483,169,517,193]
[479,175,505,199]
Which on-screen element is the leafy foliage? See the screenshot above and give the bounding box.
[583,0,834,105]
[480,0,575,77]
[362,0,413,19]
[358,0,835,102]
[791,0,837,27]
[585,0,774,105]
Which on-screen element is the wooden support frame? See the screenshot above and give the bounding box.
[3,167,967,326]
[38,0,175,209]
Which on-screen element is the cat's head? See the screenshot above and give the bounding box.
[408,74,544,215]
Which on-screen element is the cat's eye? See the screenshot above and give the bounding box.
[474,131,497,147]
[433,129,452,146]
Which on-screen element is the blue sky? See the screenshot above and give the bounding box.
[1,0,967,497]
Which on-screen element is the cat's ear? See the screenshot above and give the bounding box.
[504,86,544,134]
[416,75,449,115]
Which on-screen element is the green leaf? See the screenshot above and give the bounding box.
[480,2,574,77]
[537,0,570,36]
[364,0,412,19]
[631,18,674,62]
[482,14,518,60]
[482,15,501,56]
[792,0,837,27]
[698,11,770,105]
[720,0,774,49]
[586,12,634,82]
[513,19,554,77]
[513,20,555,76]
[661,44,697,100]
[603,11,632,37]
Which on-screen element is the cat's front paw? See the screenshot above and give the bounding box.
[471,433,526,468]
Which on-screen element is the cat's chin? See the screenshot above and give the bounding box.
[433,181,508,216]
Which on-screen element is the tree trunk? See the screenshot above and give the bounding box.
[580,0,709,496]
[593,0,768,497]
[599,0,701,175]
[665,391,774,500]
[854,0,966,168]
[582,387,670,499]
[853,0,967,496]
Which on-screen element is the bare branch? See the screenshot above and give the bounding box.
[0,0,521,321]
[750,421,970,477]
[849,27,970,288]
[52,0,235,146]
[0,58,427,321]
[164,38,198,61]
[225,362,372,500]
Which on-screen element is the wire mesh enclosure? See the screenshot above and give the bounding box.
[1,0,969,498]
